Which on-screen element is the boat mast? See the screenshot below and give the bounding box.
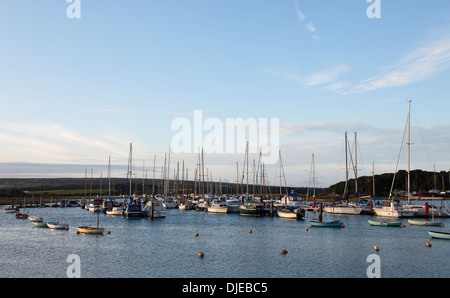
[312,153,316,207]
[344,132,348,201]
[354,132,358,197]
[407,100,411,204]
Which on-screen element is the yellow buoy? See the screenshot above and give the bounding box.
[281,249,288,254]
[198,252,205,258]
[425,242,432,247]
[374,245,380,252]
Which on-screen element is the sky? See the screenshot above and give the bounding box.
[1,0,450,189]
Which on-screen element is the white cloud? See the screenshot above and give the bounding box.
[347,37,450,94]
[305,22,316,33]
[295,2,319,40]
[0,121,129,164]
[284,64,351,88]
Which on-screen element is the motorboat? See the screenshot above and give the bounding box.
[106,206,123,216]
[373,200,415,218]
[226,198,240,213]
[142,200,166,218]
[277,207,304,219]
[123,203,143,219]
[208,201,228,213]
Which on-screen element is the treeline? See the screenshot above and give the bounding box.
[326,169,450,197]
[0,178,324,198]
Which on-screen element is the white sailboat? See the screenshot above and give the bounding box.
[324,133,363,215]
[373,101,416,219]
[78,171,104,235]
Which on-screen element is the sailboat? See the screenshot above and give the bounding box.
[78,171,104,234]
[15,197,28,219]
[308,155,344,227]
[29,196,43,222]
[47,198,69,230]
[408,202,443,226]
[324,132,363,215]
[372,101,416,220]
[309,203,344,227]
[239,143,265,216]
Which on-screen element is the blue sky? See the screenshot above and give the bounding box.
[1,0,450,188]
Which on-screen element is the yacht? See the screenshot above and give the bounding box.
[373,200,415,218]
[142,200,166,218]
[226,198,240,213]
[208,200,228,213]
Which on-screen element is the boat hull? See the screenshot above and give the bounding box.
[277,209,304,219]
[428,231,450,240]
[368,219,402,227]
[106,208,123,216]
[77,226,104,234]
[208,207,228,213]
[32,221,48,228]
[239,204,265,216]
[408,219,443,226]
[47,222,69,229]
[323,206,363,215]
[309,220,343,227]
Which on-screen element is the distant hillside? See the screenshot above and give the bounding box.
[326,169,450,197]
[0,177,324,198]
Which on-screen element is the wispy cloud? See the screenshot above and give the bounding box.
[0,121,129,164]
[264,64,351,91]
[347,37,450,94]
[295,2,319,40]
[287,64,352,87]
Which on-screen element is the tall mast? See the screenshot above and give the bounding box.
[407,100,411,204]
[236,161,239,196]
[344,132,348,200]
[354,132,358,196]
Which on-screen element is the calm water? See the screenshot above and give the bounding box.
[1,204,449,278]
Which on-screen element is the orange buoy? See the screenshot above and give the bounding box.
[195,232,199,237]
[107,230,111,234]
[249,229,252,234]
[374,245,380,252]
[198,252,205,258]
[425,243,432,247]
[305,227,309,231]
[281,249,288,254]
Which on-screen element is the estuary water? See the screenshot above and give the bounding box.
[1,204,449,278]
